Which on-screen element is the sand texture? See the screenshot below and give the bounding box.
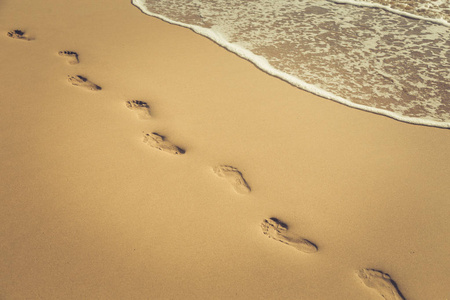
[1,0,450,299]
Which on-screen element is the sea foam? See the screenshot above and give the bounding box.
[328,0,450,26]
[132,0,450,128]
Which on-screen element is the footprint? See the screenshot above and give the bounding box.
[126,100,151,119]
[357,269,405,300]
[59,51,79,64]
[67,75,101,91]
[143,132,184,155]
[260,218,318,253]
[212,165,251,194]
[7,29,32,41]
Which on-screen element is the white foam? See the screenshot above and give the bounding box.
[328,0,450,27]
[132,0,450,129]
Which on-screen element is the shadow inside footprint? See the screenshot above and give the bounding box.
[357,269,405,300]
[7,29,33,41]
[59,51,79,64]
[143,132,185,155]
[126,100,151,119]
[67,75,101,91]
[212,165,251,194]
[261,218,318,253]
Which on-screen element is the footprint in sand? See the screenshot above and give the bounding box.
[143,132,184,155]
[126,100,151,120]
[357,269,405,300]
[212,165,251,194]
[67,75,101,91]
[59,51,79,64]
[260,218,318,253]
[7,29,33,41]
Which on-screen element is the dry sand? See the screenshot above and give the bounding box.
[1,0,449,299]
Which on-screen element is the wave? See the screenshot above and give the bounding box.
[328,0,450,26]
[131,0,450,128]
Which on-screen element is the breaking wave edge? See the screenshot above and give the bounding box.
[131,0,450,129]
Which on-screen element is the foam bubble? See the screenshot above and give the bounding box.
[328,0,450,26]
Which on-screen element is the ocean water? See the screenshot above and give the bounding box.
[132,0,450,128]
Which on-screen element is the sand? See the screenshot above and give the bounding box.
[1,0,449,299]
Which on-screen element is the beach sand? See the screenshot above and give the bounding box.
[1,0,449,299]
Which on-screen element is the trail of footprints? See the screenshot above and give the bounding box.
[7,28,408,300]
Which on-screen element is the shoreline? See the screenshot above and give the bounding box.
[1,0,450,299]
[132,0,450,130]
